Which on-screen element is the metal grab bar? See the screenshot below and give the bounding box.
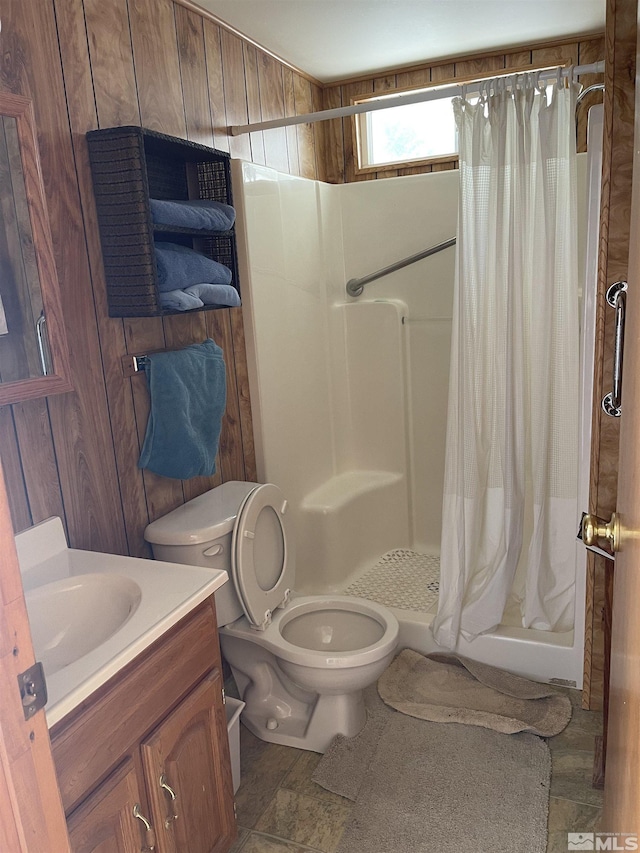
[346,237,456,297]
[602,280,628,418]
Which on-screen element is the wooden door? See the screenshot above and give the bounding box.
[602,5,640,834]
[0,455,70,851]
[67,759,156,853]
[141,670,236,853]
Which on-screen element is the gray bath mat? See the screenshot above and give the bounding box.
[378,649,572,736]
[313,683,551,853]
[312,685,395,801]
[330,712,550,853]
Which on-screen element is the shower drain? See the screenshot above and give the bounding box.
[344,549,440,613]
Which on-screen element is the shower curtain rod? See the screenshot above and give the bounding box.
[230,61,604,135]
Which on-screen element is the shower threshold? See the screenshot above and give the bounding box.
[340,547,577,686]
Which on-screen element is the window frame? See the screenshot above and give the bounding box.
[351,65,565,175]
[353,86,459,174]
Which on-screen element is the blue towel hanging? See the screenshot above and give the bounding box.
[138,338,226,480]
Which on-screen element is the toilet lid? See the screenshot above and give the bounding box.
[231,483,294,629]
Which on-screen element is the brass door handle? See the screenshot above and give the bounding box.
[581,512,621,553]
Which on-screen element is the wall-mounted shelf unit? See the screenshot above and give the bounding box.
[86,125,239,318]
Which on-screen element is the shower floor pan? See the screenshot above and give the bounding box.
[341,548,578,687]
[344,549,440,613]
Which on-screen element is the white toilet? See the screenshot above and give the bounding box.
[144,481,399,753]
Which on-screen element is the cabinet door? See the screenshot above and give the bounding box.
[141,669,236,853]
[67,759,157,853]
[0,93,72,404]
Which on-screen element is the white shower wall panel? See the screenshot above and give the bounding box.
[232,162,336,518]
[336,171,458,312]
[297,299,411,590]
[233,160,412,590]
[340,300,407,474]
[337,172,458,550]
[407,319,452,551]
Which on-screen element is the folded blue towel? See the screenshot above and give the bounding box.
[159,289,205,311]
[150,198,236,232]
[155,242,232,292]
[184,283,240,307]
[138,339,226,480]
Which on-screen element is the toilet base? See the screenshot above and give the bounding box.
[240,688,367,753]
[219,595,399,753]
[222,632,370,752]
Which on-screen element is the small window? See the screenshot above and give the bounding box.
[355,87,458,173]
[354,70,560,173]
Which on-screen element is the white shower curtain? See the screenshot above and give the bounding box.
[432,72,580,649]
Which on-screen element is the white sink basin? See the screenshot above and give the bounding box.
[25,573,142,676]
[16,516,229,727]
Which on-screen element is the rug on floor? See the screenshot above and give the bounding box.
[312,686,551,853]
[378,649,572,736]
[312,684,395,802]
[343,549,440,612]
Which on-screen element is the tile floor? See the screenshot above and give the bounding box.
[229,687,603,853]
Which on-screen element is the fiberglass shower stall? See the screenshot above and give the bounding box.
[230,103,602,688]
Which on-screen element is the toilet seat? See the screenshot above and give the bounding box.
[220,595,399,669]
[231,483,294,630]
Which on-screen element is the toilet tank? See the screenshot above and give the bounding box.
[144,481,259,627]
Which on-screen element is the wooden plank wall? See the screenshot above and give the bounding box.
[0,0,608,580]
[0,0,324,557]
[322,36,606,183]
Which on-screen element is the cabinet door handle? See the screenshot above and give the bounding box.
[132,803,156,851]
[159,773,179,828]
[36,312,51,376]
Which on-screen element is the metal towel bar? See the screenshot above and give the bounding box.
[346,236,456,297]
[121,353,151,377]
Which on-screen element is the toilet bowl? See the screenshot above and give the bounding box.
[144,481,399,753]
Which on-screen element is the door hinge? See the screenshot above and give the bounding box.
[18,662,47,720]
[222,687,226,705]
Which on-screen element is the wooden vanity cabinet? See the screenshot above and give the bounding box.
[141,671,233,853]
[50,597,237,853]
[66,760,151,853]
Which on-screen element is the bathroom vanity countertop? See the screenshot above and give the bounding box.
[15,517,228,728]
